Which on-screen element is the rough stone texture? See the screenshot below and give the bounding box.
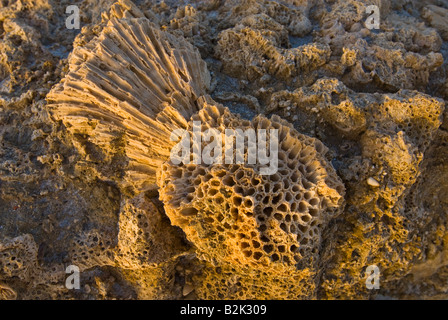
[158,103,345,298]
[47,14,210,192]
[0,0,447,300]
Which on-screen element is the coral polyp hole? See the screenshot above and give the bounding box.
[290,203,297,212]
[180,207,198,216]
[244,199,253,208]
[280,223,287,232]
[298,201,307,213]
[291,171,300,183]
[252,240,261,248]
[208,189,218,196]
[277,203,288,212]
[241,242,250,249]
[272,194,281,205]
[216,170,226,177]
[289,145,301,159]
[243,250,252,258]
[234,186,244,194]
[173,169,183,178]
[301,214,311,223]
[264,184,270,192]
[302,180,313,189]
[223,176,236,187]
[271,253,280,262]
[230,205,239,214]
[274,213,283,220]
[287,161,297,170]
[263,207,273,217]
[247,188,256,196]
[273,183,282,193]
[233,196,242,206]
[253,251,263,260]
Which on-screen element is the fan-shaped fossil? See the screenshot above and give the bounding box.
[47,17,210,192]
[47,12,345,298]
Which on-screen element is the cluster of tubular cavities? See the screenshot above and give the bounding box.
[0,235,38,280]
[0,249,25,274]
[195,261,315,300]
[70,232,114,268]
[158,105,345,270]
[378,99,443,151]
[117,205,155,265]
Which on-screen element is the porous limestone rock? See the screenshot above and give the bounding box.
[158,104,344,270]
[45,1,345,299]
[0,0,447,300]
[157,103,345,299]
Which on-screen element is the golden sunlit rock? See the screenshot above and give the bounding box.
[0,0,447,301]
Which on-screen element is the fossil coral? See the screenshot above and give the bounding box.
[47,16,210,192]
[157,103,345,299]
[45,2,344,299]
[157,104,345,270]
[1,0,448,301]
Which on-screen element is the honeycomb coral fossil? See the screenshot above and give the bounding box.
[47,16,210,191]
[157,104,345,271]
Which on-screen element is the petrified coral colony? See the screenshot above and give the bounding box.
[158,105,345,298]
[0,0,447,299]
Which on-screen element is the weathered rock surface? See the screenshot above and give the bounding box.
[0,0,447,300]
